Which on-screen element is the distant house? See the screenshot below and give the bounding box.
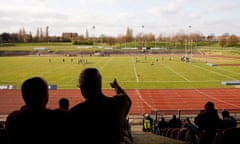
[62,32,78,40]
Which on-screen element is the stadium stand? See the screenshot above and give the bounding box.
[215,127,240,144]
[131,125,188,144]
[171,128,180,139]
[166,128,174,137]
[176,128,188,141]
[161,128,168,136]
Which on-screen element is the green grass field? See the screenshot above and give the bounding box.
[1,54,240,89]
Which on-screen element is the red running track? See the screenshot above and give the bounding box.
[0,88,240,115]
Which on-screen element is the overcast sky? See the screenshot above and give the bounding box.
[1,0,240,37]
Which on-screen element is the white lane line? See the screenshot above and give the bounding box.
[195,89,240,108]
[119,80,220,83]
[135,89,157,111]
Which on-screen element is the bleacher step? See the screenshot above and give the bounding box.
[131,125,188,144]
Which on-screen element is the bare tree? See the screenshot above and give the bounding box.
[143,33,155,42]
[116,34,126,48]
[125,27,133,42]
[227,35,238,46]
[218,35,227,47]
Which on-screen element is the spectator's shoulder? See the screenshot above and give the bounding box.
[5,110,24,128]
[67,102,87,115]
[7,110,23,119]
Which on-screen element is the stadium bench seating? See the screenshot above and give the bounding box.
[176,128,188,141]
[170,128,180,139]
[166,128,174,137]
[215,127,240,144]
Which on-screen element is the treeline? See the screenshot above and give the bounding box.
[0,27,239,48]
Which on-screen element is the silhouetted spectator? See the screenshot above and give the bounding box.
[156,117,168,134]
[5,77,66,144]
[168,114,182,128]
[20,105,27,111]
[194,101,220,144]
[220,110,237,130]
[0,125,7,144]
[66,67,132,144]
[185,117,200,144]
[55,97,70,118]
[58,98,69,111]
[0,122,4,129]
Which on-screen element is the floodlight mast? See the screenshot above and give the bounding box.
[189,25,192,64]
[142,25,144,47]
[92,25,95,47]
[185,39,187,63]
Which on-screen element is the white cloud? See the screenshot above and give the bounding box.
[0,0,240,36]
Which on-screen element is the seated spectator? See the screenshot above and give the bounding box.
[194,101,221,144]
[55,98,70,117]
[168,114,182,128]
[58,98,69,111]
[184,117,200,144]
[220,110,237,130]
[156,117,168,134]
[5,77,66,144]
[66,67,132,144]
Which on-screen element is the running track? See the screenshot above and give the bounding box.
[0,88,240,115]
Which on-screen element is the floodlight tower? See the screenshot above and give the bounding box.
[92,25,95,47]
[142,25,144,47]
[189,25,192,64]
[184,39,187,63]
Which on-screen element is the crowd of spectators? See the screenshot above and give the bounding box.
[0,68,239,144]
[1,67,132,144]
[148,101,238,144]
